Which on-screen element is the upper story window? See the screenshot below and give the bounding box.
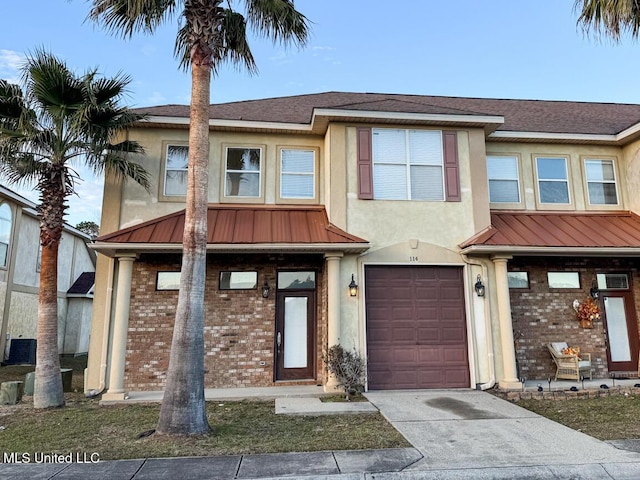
[372,129,444,201]
[280,149,315,199]
[585,159,618,205]
[224,147,261,198]
[0,203,12,268]
[535,157,570,204]
[164,145,189,196]
[487,156,520,203]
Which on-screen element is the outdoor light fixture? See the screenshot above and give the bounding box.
[474,274,485,297]
[348,274,358,297]
[590,280,600,300]
[262,280,270,298]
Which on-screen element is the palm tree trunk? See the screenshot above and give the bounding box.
[157,59,210,435]
[34,178,66,409]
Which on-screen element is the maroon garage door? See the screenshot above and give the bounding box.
[365,265,470,389]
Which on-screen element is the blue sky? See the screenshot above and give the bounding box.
[2,0,640,225]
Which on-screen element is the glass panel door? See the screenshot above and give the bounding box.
[283,296,308,368]
[604,297,631,362]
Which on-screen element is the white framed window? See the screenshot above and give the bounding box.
[164,145,189,196]
[535,157,570,204]
[372,129,444,201]
[157,271,181,291]
[280,149,315,199]
[507,271,529,288]
[548,272,580,289]
[0,203,11,268]
[487,156,520,203]
[224,147,261,198]
[585,159,618,205]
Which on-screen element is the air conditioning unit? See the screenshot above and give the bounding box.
[4,339,37,365]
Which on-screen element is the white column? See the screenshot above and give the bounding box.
[492,255,521,389]
[324,253,343,391]
[102,255,135,401]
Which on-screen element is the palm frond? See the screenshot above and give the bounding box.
[246,0,310,47]
[575,0,640,41]
[101,148,151,191]
[0,152,47,187]
[219,9,258,74]
[89,0,178,37]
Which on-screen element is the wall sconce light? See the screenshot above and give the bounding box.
[474,274,485,297]
[262,280,270,298]
[590,280,600,300]
[348,274,358,297]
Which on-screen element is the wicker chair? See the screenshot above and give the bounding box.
[547,342,592,381]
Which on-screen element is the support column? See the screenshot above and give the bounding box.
[492,255,521,389]
[324,253,343,391]
[102,255,135,402]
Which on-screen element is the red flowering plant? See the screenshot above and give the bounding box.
[573,297,601,329]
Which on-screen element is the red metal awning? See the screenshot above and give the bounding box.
[94,204,369,256]
[460,211,640,255]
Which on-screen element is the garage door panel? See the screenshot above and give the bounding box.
[366,265,469,390]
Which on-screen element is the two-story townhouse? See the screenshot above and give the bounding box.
[0,185,96,363]
[86,92,640,400]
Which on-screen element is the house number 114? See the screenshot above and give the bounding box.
[409,256,418,262]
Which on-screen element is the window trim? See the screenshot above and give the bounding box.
[507,271,529,289]
[371,128,445,201]
[156,271,181,291]
[486,154,522,208]
[581,156,621,209]
[0,202,12,269]
[219,271,259,290]
[220,144,266,204]
[159,141,189,202]
[534,155,573,209]
[276,146,319,204]
[547,271,581,289]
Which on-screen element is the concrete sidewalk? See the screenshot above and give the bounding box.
[4,389,640,479]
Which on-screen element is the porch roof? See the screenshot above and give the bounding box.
[92,204,369,256]
[459,211,640,256]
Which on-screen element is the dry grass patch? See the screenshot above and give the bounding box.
[0,396,408,460]
[516,395,640,440]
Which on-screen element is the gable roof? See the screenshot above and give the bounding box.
[460,211,640,255]
[133,91,640,144]
[93,204,369,256]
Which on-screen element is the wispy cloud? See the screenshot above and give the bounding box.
[0,49,24,83]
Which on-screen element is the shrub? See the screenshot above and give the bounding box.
[323,344,366,401]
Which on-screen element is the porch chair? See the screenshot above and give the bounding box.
[547,342,592,382]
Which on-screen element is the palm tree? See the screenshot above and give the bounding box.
[0,50,149,409]
[575,0,640,41]
[89,0,310,435]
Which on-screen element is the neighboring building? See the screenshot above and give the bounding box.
[0,185,96,361]
[87,92,640,400]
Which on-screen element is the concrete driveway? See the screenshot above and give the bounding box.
[364,389,640,472]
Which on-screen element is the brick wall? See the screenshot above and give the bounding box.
[124,253,326,390]
[509,257,640,381]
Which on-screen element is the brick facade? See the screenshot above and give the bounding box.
[509,257,640,381]
[124,253,327,390]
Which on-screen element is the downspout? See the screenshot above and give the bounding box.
[85,257,115,397]
[462,255,495,390]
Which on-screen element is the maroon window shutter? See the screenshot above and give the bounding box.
[443,131,461,202]
[357,128,374,199]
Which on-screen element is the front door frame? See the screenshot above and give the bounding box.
[274,282,317,381]
[601,288,640,372]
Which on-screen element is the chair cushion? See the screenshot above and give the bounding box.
[551,342,568,354]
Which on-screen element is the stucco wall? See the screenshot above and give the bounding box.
[116,128,326,231]
[486,141,627,212]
